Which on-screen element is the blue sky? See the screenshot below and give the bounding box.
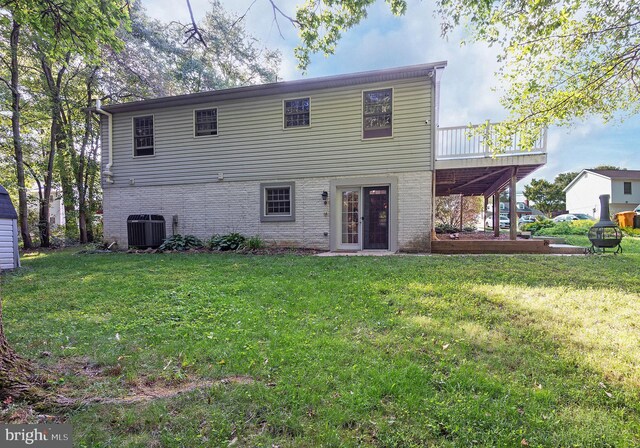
[149,0,639,185]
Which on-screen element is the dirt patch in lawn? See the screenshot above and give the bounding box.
[54,357,256,404]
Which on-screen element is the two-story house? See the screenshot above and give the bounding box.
[98,62,547,252]
[564,169,640,217]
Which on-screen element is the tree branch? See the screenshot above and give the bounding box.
[183,0,207,47]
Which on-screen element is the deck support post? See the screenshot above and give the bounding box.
[493,192,500,237]
[509,168,517,240]
[484,196,488,232]
[459,194,463,232]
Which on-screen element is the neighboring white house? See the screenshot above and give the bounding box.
[564,169,640,217]
[28,187,66,228]
[97,62,548,251]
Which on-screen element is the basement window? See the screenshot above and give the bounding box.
[260,182,295,222]
[133,115,154,157]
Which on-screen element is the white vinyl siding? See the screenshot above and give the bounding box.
[104,78,432,187]
[0,219,17,270]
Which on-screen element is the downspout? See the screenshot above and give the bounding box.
[430,64,446,248]
[94,99,114,184]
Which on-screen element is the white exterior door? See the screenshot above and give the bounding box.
[337,188,361,250]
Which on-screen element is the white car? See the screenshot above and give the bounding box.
[485,214,510,228]
[553,213,594,223]
[634,204,640,214]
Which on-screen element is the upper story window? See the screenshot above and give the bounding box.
[260,182,295,222]
[195,108,218,136]
[624,181,632,195]
[284,98,310,128]
[133,115,154,157]
[363,88,392,139]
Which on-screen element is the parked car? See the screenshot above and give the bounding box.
[553,213,594,223]
[518,215,538,225]
[634,204,640,214]
[485,213,510,228]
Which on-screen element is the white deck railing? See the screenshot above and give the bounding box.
[436,123,547,160]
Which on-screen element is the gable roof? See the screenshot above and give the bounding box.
[0,185,18,220]
[587,169,640,180]
[100,62,447,114]
[563,169,640,192]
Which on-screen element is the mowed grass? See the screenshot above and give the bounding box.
[1,237,640,447]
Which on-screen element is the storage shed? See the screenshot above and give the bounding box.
[0,185,20,270]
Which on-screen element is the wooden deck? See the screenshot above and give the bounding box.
[431,239,586,255]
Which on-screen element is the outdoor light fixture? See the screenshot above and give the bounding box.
[321,191,328,205]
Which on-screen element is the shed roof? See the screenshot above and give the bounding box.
[0,185,18,220]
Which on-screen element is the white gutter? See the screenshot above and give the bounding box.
[95,99,114,184]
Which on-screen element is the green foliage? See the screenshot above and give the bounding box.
[159,234,204,251]
[621,227,640,237]
[5,0,130,59]
[528,220,596,236]
[521,218,555,235]
[105,1,280,100]
[208,233,246,251]
[295,0,407,70]
[245,235,265,250]
[523,178,566,215]
[524,170,581,215]
[435,222,459,234]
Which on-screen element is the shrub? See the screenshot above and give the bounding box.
[246,235,265,250]
[208,232,246,251]
[435,223,459,234]
[521,218,555,235]
[536,220,595,236]
[462,225,477,232]
[621,226,640,237]
[159,234,203,251]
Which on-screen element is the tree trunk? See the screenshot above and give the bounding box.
[56,147,77,240]
[37,51,69,247]
[9,21,33,249]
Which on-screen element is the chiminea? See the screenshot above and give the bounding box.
[588,194,623,253]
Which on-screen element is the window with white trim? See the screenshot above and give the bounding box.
[363,88,392,139]
[624,181,632,195]
[195,108,218,136]
[133,115,154,156]
[284,98,310,128]
[260,182,295,222]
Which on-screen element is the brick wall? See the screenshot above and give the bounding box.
[103,171,433,251]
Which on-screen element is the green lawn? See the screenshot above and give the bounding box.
[1,237,640,447]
